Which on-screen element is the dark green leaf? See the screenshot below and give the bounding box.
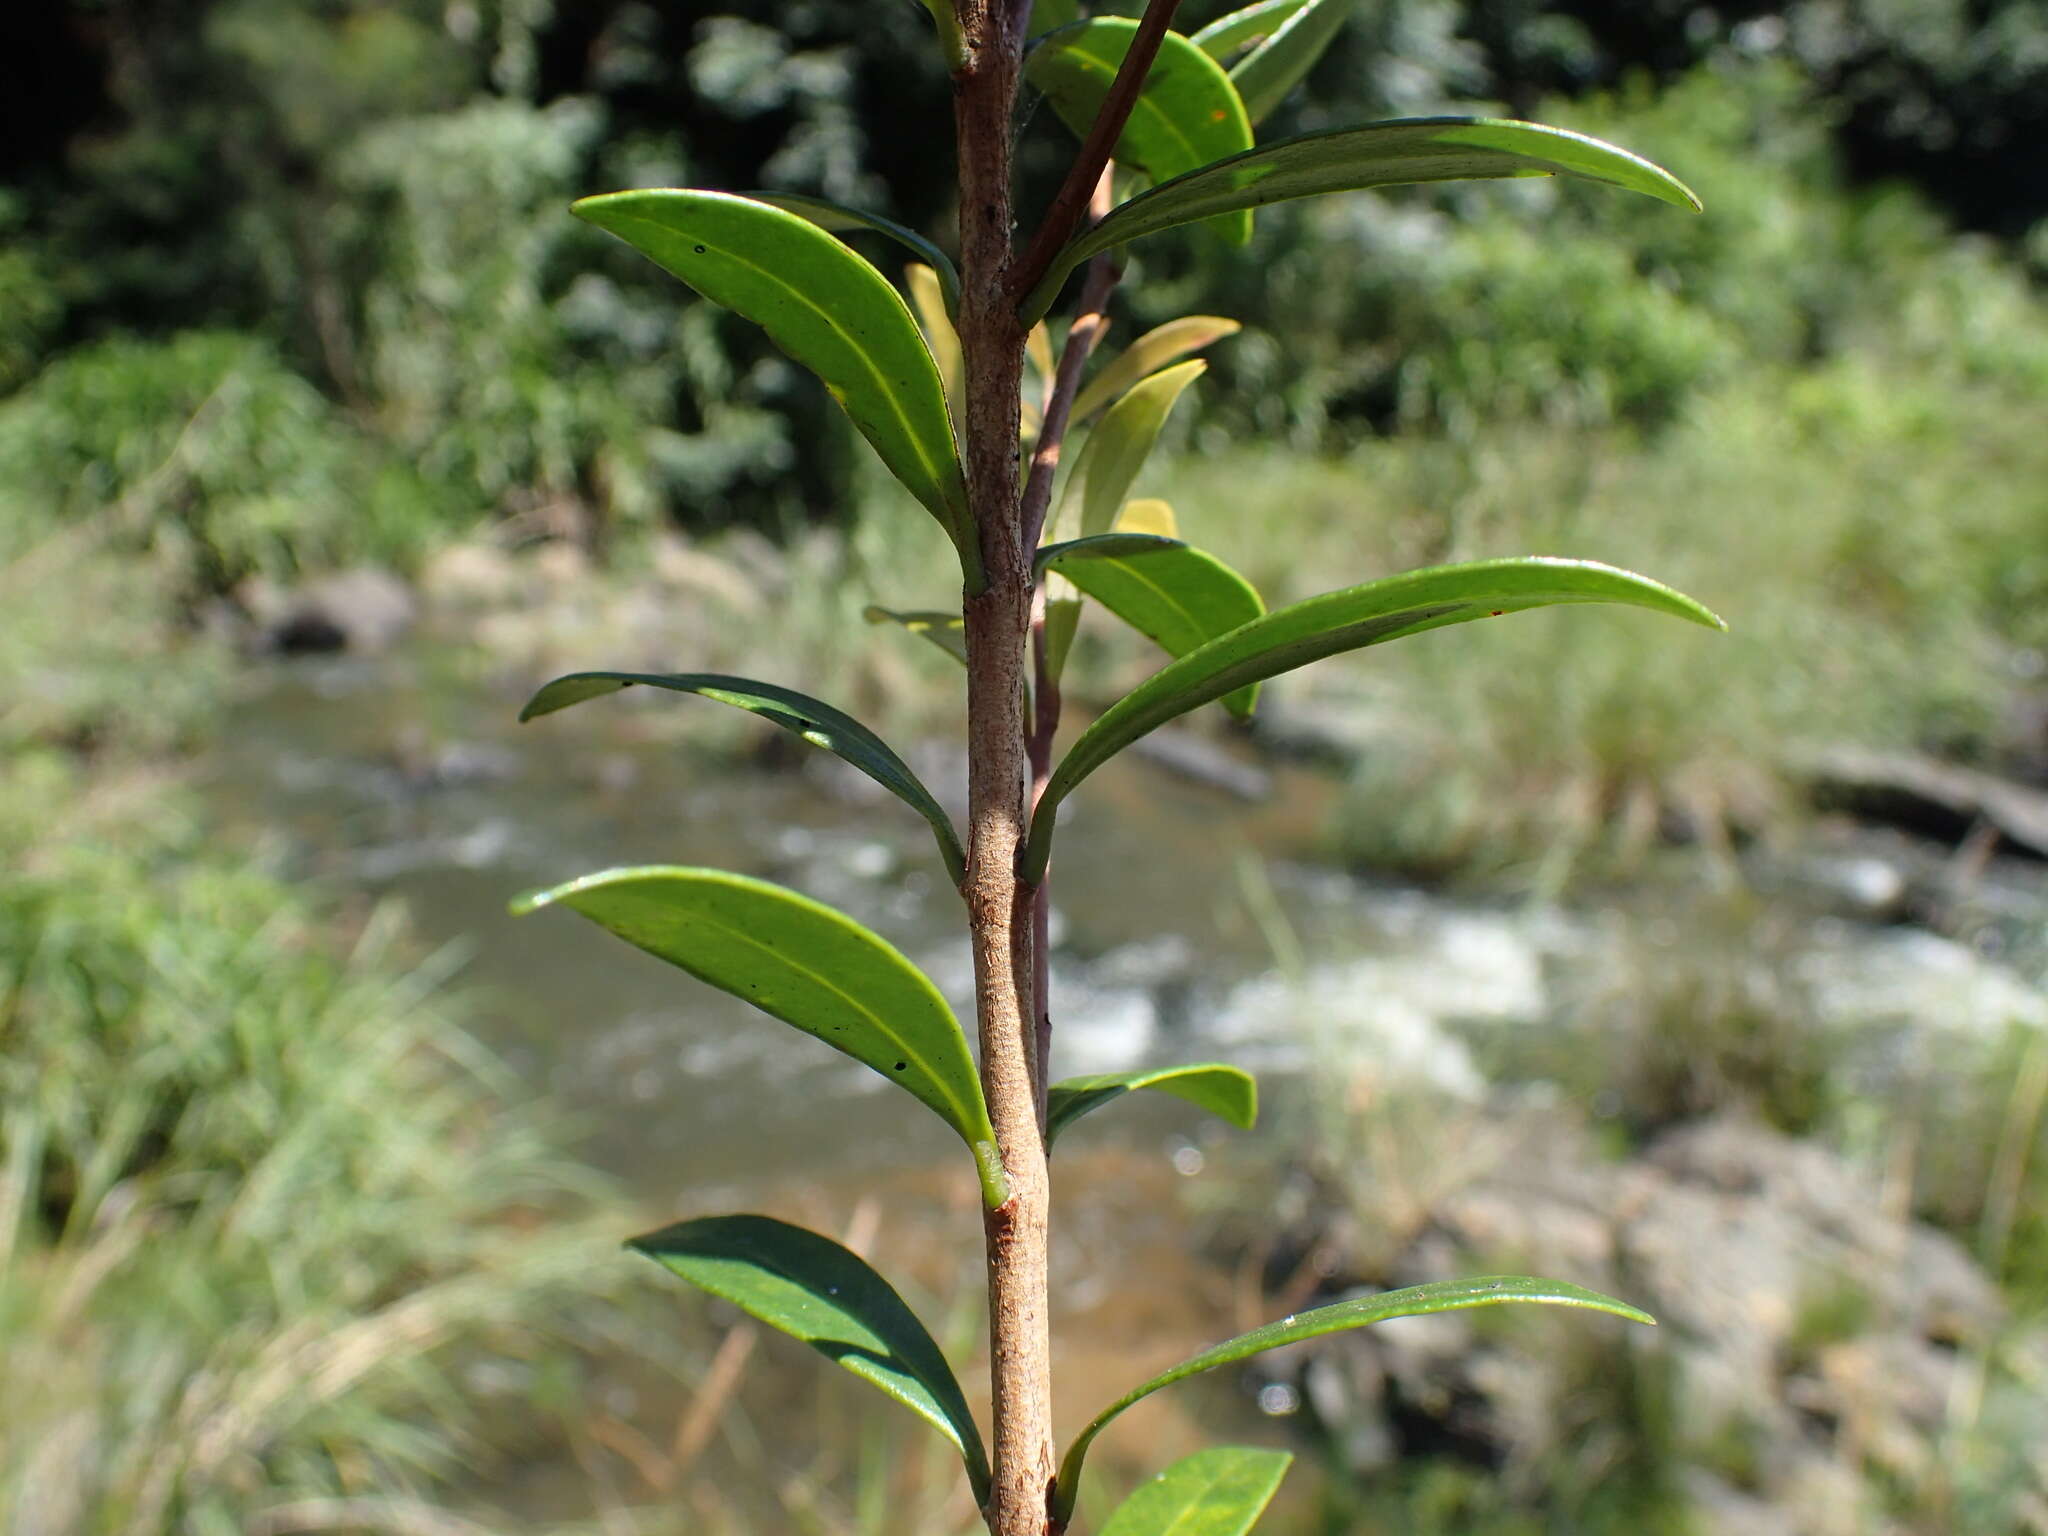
[1042,539,1267,718]
[511,867,1006,1207]
[864,606,968,667]
[1046,1063,1257,1148]
[1055,1276,1655,1521]
[632,1215,991,1504]
[520,671,965,886]
[1229,0,1354,125]
[572,190,980,588]
[1020,117,1701,322]
[1023,558,1723,881]
[1098,1448,1292,1536]
[1191,0,1308,61]
[751,192,961,317]
[1072,317,1241,424]
[1026,20,1255,245]
[1033,532,1185,575]
[1030,0,1081,36]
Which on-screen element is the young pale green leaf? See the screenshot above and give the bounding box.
[1024,558,1723,881]
[520,671,965,886]
[512,867,1006,1207]
[1229,0,1354,125]
[905,264,965,443]
[1020,117,1702,322]
[1046,1063,1257,1148]
[1041,538,1267,718]
[864,606,969,667]
[1025,20,1255,245]
[632,1215,991,1505]
[751,192,961,317]
[1191,0,1309,61]
[1071,317,1242,424]
[1060,360,1207,542]
[1055,1276,1655,1521]
[1098,1448,1292,1536]
[1118,498,1179,538]
[572,190,980,588]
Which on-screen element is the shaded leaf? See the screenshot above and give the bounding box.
[1046,1063,1257,1148]
[521,671,965,885]
[1072,317,1242,423]
[632,1215,991,1504]
[1020,117,1701,322]
[1191,0,1309,61]
[1030,0,1080,36]
[864,605,969,667]
[1230,0,1354,125]
[1098,1448,1292,1536]
[512,867,1006,1207]
[1055,1276,1655,1521]
[753,192,961,316]
[572,190,980,588]
[1026,20,1255,245]
[1024,558,1723,880]
[1042,538,1267,718]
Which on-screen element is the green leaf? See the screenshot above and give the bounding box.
[1023,557,1723,881]
[864,605,969,667]
[1072,317,1242,424]
[520,671,966,886]
[1191,0,1308,61]
[1046,1063,1257,1148]
[1020,117,1702,322]
[1026,20,1256,245]
[1099,1448,1292,1536]
[1055,1276,1655,1521]
[1030,0,1080,36]
[572,190,980,589]
[1229,0,1353,125]
[512,867,1006,1207]
[631,1214,991,1504]
[1117,497,1179,537]
[905,263,965,443]
[1041,538,1267,718]
[751,192,961,317]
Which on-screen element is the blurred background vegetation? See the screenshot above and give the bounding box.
[4,0,2046,1531]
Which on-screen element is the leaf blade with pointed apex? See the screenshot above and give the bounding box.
[512,867,1006,1207]
[1020,117,1702,322]
[520,671,965,886]
[864,606,969,667]
[1192,0,1309,61]
[1055,1276,1655,1522]
[905,264,964,444]
[1046,1064,1257,1148]
[1099,1448,1292,1536]
[1072,317,1242,424]
[1024,558,1723,881]
[572,190,980,588]
[1026,21,1256,246]
[1230,0,1354,125]
[1042,540,1268,718]
[751,192,962,317]
[631,1215,992,1505]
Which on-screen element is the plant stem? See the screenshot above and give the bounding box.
[954,0,1055,1530]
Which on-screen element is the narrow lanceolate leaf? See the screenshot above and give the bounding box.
[1098,1448,1292,1536]
[572,190,980,588]
[906,264,964,443]
[512,868,1007,1207]
[1042,538,1268,718]
[1192,0,1309,62]
[631,1215,992,1505]
[1230,0,1354,125]
[520,671,965,886]
[1024,558,1723,881]
[1046,1064,1257,1148]
[1072,317,1242,424]
[1026,20,1256,245]
[752,192,961,316]
[1054,1276,1655,1522]
[864,605,969,667]
[1020,117,1702,322]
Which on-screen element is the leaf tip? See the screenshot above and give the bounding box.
[507,885,555,918]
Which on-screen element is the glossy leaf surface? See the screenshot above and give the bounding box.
[1024,558,1723,880]
[572,190,979,586]
[521,671,965,885]
[1026,20,1255,245]
[752,192,961,316]
[1046,1063,1257,1148]
[1020,117,1701,321]
[1098,1448,1292,1536]
[1230,0,1353,125]
[1042,538,1267,718]
[512,868,1005,1206]
[864,605,968,667]
[1191,0,1309,61]
[1055,1276,1655,1520]
[632,1215,991,1504]
[1072,317,1242,423]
